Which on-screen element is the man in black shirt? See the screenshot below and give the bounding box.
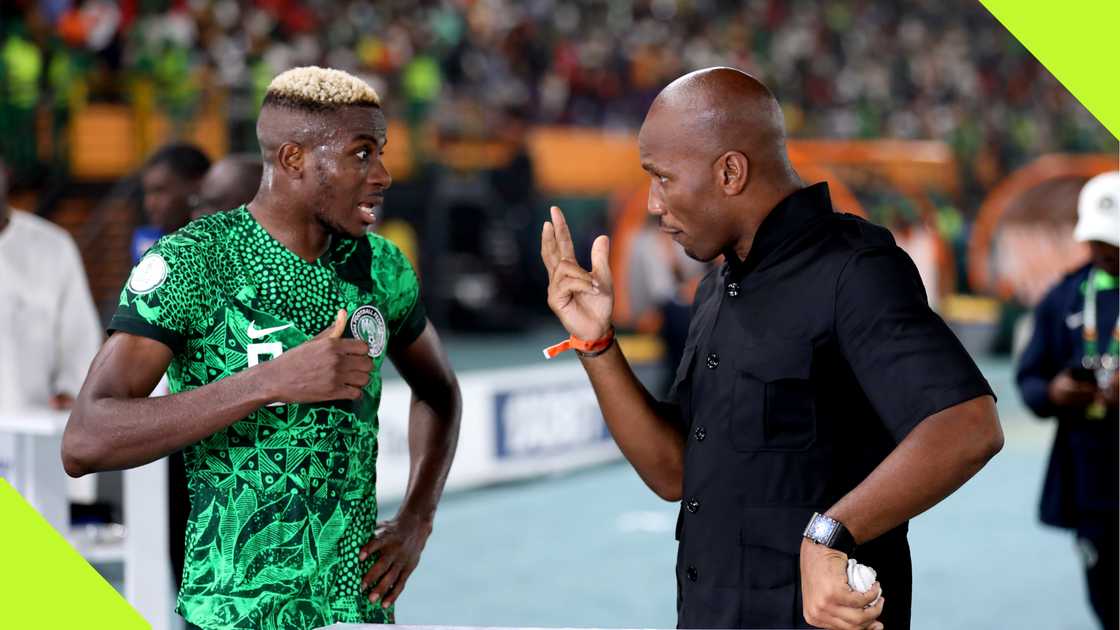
[540,67,1003,629]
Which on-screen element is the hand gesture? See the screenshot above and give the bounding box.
[541,205,613,341]
[800,538,884,630]
[358,514,433,608]
[262,309,373,403]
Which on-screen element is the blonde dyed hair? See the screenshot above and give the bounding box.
[263,66,380,111]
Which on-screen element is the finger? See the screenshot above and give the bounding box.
[828,593,883,628]
[342,369,372,389]
[590,234,612,288]
[342,355,374,373]
[362,558,394,596]
[361,555,393,592]
[550,205,577,261]
[370,564,404,606]
[337,339,373,355]
[362,544,394,582]
[328,385,363,400]
[839,581,882,609]
[381,564,416,607]
[552,259,597,285]
[541,222,560,273]
[554,276,600,298]
[316,309,347,339]
[856,596,886,628]
[359,537,384,562]
[853,581,882,608]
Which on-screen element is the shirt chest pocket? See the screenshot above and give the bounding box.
[728,340,816,452]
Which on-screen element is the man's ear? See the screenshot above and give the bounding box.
[715,151,749,195]
[278,142,304,178]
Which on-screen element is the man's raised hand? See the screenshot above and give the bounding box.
[541,205,613,341]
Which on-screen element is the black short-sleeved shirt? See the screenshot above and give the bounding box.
[667,183,993,629]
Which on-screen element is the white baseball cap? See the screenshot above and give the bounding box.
[1074,171,1120,247]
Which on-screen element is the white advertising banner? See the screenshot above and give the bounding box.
[375,361,621,503]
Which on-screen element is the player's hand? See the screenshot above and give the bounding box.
[358,512,433,608]
[1048,370,1098,408]
[260,309,373,402]
[541,205,613,341]
[1100,372,1119,407]
[800,538,884,630]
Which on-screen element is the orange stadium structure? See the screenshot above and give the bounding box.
[968,153,1116,306]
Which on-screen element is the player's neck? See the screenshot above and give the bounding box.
[729,180,802,262]
[247,199,331,262]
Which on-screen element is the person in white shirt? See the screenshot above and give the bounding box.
[0,158,103,488]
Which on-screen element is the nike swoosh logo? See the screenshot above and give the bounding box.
[247,321,293,339]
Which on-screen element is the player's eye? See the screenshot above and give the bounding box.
[356,148,371,161]
[659,175,669,184]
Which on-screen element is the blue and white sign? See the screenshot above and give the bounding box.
[494,382,612,459]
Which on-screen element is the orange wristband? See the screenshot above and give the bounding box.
[543,328,615,359]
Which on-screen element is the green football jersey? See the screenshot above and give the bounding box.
[110,206,425,629]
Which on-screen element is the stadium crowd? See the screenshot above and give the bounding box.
[2,0,1110,195]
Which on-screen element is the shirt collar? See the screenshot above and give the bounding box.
[723,182,834,278]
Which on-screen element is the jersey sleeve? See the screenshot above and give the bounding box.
[108,238,207,353]
[835,245,994,443]
[370,235,427,348]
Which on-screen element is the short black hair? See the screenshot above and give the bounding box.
[144,143,211,180]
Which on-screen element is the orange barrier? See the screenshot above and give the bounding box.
[69,104,228,178]
[968,153,1116,303]
[528,126,643,195]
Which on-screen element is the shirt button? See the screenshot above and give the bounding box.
[694,426,706,441]
[686,499,700,513]
[726,282,739,297]
[706,353,720,369]
[686,566,698,582]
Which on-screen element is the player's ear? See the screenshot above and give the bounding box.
[278,143,304,178]
[715,151,748,196]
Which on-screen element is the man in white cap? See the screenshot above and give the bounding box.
[1016,170,1119,630]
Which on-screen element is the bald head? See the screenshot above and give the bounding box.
[647,67,792,176]
[638,68,803,263]
[195,154,263,218]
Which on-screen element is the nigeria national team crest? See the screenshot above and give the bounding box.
[350,305,387,357]
[128,253,168,295]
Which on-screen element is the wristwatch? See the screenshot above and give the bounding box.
[803,512,857,555]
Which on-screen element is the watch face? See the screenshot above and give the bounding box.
[811,517,835,541]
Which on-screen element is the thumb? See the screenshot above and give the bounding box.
[590,235,611,286]
[316,309,348,340]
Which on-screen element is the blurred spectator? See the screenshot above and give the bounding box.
[192,153,262,219]
[0,21,44,182]
[1015,171,1119,630]
[626,218,707,394]
[0,155,103,497]
[135,142,210,261]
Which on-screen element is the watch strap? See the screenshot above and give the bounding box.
[803,512,857,556]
